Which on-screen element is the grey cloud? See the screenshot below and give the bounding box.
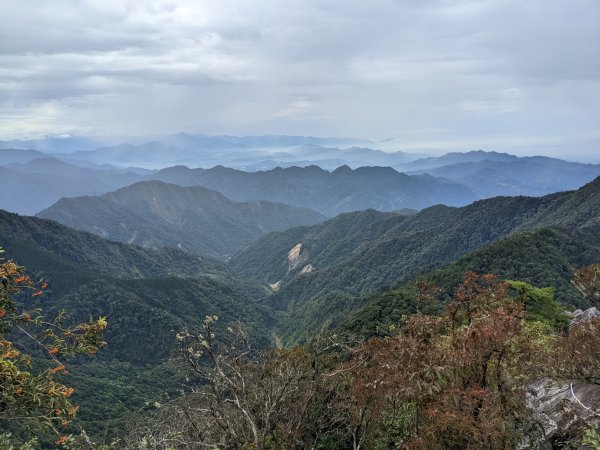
[0,0,598,158]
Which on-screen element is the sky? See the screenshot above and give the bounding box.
[1,0,599,158]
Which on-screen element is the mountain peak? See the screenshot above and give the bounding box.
[38,181,325,259]
[332,164,352,174]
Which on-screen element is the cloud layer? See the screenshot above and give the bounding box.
[1,0,599,156]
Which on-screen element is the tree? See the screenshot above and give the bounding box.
[343,273,549,449]
[0,247,106,445]
[123,269,600,449]
[125,317,354,450]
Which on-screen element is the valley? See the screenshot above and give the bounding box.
[1,141,600,448]
[3,1,600,446]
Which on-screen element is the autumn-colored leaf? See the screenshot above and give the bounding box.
[52,364,66,374]
[55,436,69,446]
[3,349,20,358]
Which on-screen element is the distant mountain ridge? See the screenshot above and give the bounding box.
[399,150,518,171]
[0,134,384,168]
[2,146,598,217]
[37,181,326,259]
[403,154,600,197]
[148,164,478,216]
[0,156,143,215]
[0,136,107,153]
[0,148,49,164]
[65,141,193,168]
[54,140,418,170]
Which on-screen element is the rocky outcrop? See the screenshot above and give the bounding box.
[569,307,600,327]
[525,380,600,448]
[269,280,282,292]
[300,264,314,274]
[524,307,600,448]
[287,243,309,272]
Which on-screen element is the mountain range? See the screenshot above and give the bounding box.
[38,181,325,259]
[61,141,419,170]
[148,164,478,215]
[405,153,600,197]
[229,177,600,340]
[0,158,141,215]
[2,171,599,440]
[2,146,599,218]
[0,134,380,167]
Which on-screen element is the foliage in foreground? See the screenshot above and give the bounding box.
[7,258,600,448]
[126,270,600,449]
[0,247,106,445]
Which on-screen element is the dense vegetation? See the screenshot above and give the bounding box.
[2,173,600,447]
[0,209,224,280]
[119,271,600,449]
[230,178,600,340]
[268,225,598,343]
[0,211,275,441]
[340,226,600,339]
[0,247,106,446]
[38,181,325,259]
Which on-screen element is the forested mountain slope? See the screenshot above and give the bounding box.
[340,226,600,338]
[230,177,600,340]
[38,181,325,259]
[0,209,275,360]
[276,225,600,342]
[0,209,220,279]
[0,210,274,434]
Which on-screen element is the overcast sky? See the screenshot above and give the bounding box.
[1,0,599,157]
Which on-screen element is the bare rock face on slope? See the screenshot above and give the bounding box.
[525,381,600,448]
[570,307,600,327]
[524,307,600,449]
[287,243,309,272]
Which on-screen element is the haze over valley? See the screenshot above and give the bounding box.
[3,139,600,217]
